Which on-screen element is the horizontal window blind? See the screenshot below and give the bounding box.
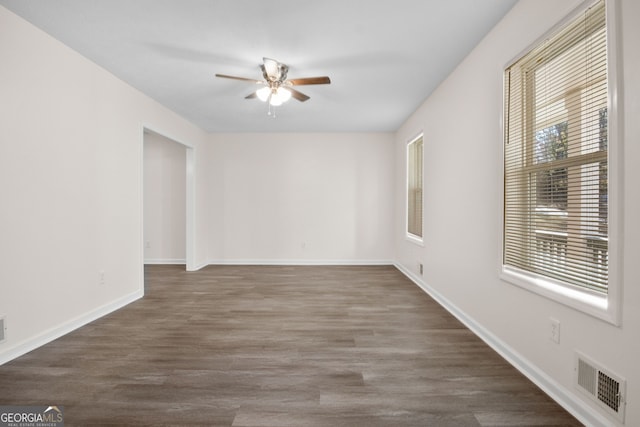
[504,0,608,293]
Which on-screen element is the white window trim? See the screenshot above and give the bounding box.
[406,132,424,246]
[406,233,424,246]
[500,0,623,325]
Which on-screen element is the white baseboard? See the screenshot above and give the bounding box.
[0,289,143,366]
[393,262,612,427]
[142,259,206,271]
[144,259,186,265]
[207,259,394,266]
[187,260,209,272]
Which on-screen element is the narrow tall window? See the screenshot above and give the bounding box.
[407,134,423,241]
[504,1,610,295]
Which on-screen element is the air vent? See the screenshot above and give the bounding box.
[575,352,626,423]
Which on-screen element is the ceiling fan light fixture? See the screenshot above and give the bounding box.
[269,96,283,107]
[258,87,292,107]
[256,86,271,102]
[216,58,330,113]
[275,87,292,103]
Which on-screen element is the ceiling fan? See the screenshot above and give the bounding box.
[215,57,331,110]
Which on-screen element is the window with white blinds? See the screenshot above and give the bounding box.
[407,134,423,241]
[503,0,610,294]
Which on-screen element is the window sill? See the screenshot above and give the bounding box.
[500,266,619,325]
[406,234,424,247]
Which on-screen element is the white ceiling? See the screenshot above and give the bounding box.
[0,0,517,133]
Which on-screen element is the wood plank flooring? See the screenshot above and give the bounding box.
[0,265,582,426]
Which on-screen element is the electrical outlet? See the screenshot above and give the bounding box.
[145,241,151,249]
[550,318,560,344]
[99,270,106,286]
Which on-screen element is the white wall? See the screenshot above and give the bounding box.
[394,0,640,425]
[143,132,186,264]
[0,6,209,364]
[207,133,394,264]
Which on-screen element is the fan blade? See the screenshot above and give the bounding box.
[288,88,310,102]
[287,76,331,86]
[215,73,262,84]
[245,92,258,99]
[262,57,280,80]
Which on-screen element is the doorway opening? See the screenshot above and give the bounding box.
[142,128,195,271]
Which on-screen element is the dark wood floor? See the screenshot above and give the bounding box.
[0,265,581,426]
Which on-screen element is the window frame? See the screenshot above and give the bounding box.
[500,0,622,325]
[406,133,424,245]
